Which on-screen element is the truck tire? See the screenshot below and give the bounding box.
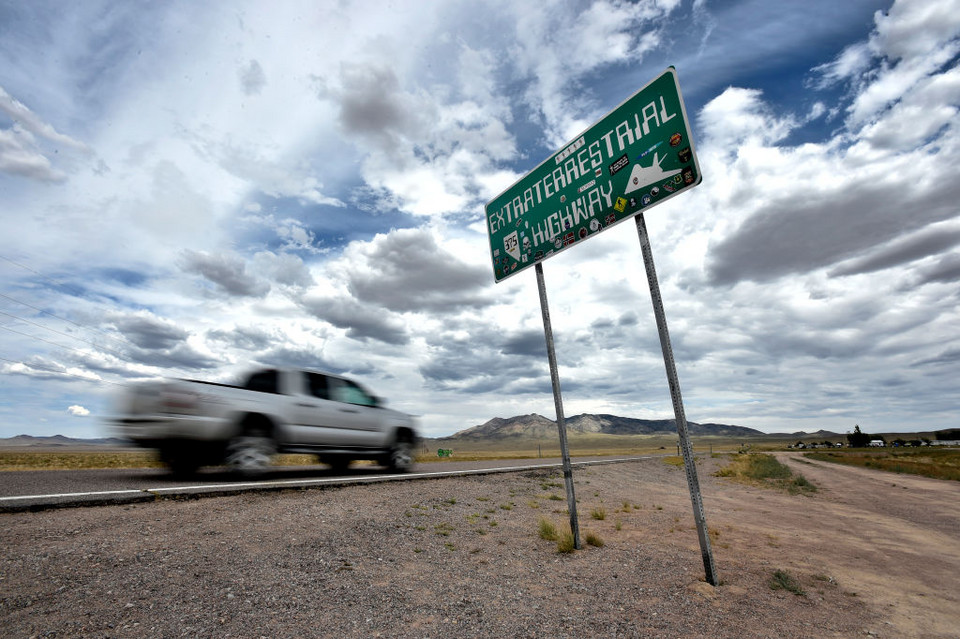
[225,435,275,478]
[384,439,414,473]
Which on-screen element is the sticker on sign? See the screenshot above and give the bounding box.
[485,67,701,283]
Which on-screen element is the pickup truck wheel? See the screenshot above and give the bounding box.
[385,440,414,473]
[225,435,275,477]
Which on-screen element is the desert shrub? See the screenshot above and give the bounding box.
[585,531,604,547]
[538,517,558,541]
[789,475,817,494]
[770,569,806,596]
[556,530,576,554]
[715,454,816,494]
[744,454,792,480]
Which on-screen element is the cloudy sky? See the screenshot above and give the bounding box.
[1,0,958,440]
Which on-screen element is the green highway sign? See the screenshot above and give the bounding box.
[486,67,701,282]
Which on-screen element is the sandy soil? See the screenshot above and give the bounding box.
[1,453,957,638]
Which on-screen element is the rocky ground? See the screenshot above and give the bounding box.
[1,453,958,638]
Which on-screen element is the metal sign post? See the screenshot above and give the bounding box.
[635,212,719,586]
[536,262,581,549]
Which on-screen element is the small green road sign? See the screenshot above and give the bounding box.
[486,67,701,282]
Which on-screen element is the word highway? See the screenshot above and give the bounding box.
[487,93,677,243]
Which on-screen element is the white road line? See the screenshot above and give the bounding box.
[0,489,146,502]
[0,456,653,504]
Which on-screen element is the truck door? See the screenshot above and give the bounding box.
[326,377,385,447]
[285,372,349,446]
[288,372,381,447]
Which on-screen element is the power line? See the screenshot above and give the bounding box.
[0,290,116,338]
[1,254,198,373]
[0,308,113,354]
[0,354,122,387]
[0,254,137,357]
[0,273,140,354]
[0,254,49,280]
[0,323,97,357]
[0,255,188,391]
[0,290,156,362]
[0,316,163,384]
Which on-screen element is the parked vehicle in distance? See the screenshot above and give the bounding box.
[110,368,419,477]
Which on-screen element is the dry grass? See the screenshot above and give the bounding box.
[804,449,960,482]
[11,437,955,483]
[422,433,755,461]
[0,451,327,471]
[0,432,802,471]
[714,453,817,494]
[584,531,605,547]
[589,506,607,520]
[556,529,576,554]
[0,451,165,471]
[662,455,702,468]
[770,569,806,596]
[537,517,559,541]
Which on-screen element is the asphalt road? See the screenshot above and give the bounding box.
[0,455,651,512]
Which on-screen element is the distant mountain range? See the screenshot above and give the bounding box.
[786,429,841,438]
[0,434,127,447]
[443,413,767,440]
[4,424,952,447]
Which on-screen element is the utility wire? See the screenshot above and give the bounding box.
[0,354,122,387]
[0,291,129,347]
[0,310,156,385]
[0,254,48,279]
[0,254,136,355]
[0,324,100,359]
[0,290,158,364]
[1,254,196,372]
[0,256,154,389]
[0,308,115,355]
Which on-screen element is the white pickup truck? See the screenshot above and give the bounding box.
[111,368,419,476]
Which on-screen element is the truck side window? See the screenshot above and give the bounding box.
[333,379,377,407]
[244,370,279,394]
[306,372,330,400]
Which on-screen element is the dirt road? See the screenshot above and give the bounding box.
[770,453,960,637]
[1,454,957,637]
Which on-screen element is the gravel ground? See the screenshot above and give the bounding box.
[1,455,957,638]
